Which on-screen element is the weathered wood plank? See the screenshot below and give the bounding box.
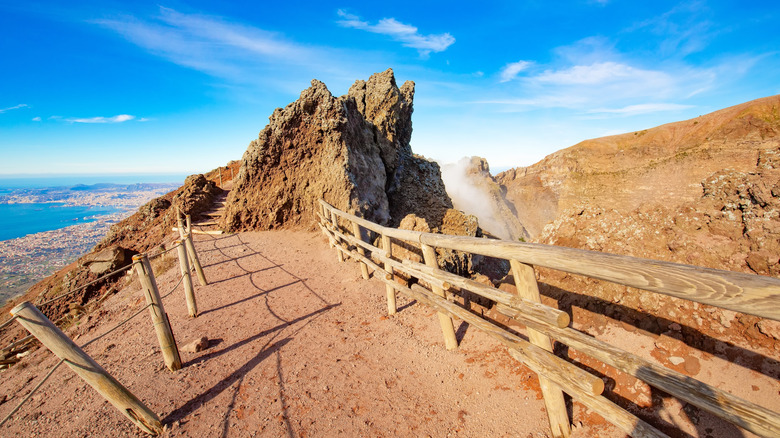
[514,312,780,437]
[11,302,163,435]
[132,255,181,372]
[511,260,571,437]
[320,199,780,321]
[381,233,397,315]
[321,220,568,329]
[421,244,459,350]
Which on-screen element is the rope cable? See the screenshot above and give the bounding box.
[0,359,64,427]
[0,316,18,332]
[38,263,134,308]
[80,303,152,350]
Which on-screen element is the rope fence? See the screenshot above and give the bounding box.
[37,263,134,308]
[0,209,208,436]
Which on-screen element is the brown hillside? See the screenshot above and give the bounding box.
[498,94,780,238]
[493,95,780,362]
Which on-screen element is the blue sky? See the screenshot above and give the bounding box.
[1,1,778,177]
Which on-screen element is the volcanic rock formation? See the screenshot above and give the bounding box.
[222,69,453,232]
[441,156,529,241]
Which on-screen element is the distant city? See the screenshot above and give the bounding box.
[0,180,180,304]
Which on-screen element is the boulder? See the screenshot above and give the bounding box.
[82,245,135,276]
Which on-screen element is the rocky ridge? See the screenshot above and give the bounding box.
[222,69,452,232]
[493,96,780,355]
[498,94,780,239]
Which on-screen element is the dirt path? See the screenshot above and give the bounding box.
[0,229,582,437]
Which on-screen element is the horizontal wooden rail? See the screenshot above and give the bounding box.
[318,199,780,438]
[505,305,780,437]
[319,216,569,329]
[334,242,605,396]
[320,200,780,322]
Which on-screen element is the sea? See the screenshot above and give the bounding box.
[0,203,123,241]
[0,174,186,241]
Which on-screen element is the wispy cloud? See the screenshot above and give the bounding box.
[628,1,716,58]
[481,31,725,116]
[66,114,135,123]
[535,61,672,87]
[336,10,454,57]
[95,8,304,79]
[499,61,532,82]
[0,104,29,114]
[94,7,372,93]
[32,116,41,121]
[587,103,695,116]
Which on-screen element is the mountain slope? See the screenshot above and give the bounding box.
[498,94,780,238]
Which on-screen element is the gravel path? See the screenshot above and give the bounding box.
[0,230,576,437]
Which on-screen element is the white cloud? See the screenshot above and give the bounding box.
[587,103,694,115]
[499,61,532,82]
[535,62,670,86]
[66,114,136,123]
[337,10,454,57]
[478,53,721,115]
[94,7,375,93]
[96,8,318,79]
[0,104,29,114]
[32,116,42,121]
[628,1,715,58]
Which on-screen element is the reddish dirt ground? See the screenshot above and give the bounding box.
[0,230,566,437]
[0,186,777,438]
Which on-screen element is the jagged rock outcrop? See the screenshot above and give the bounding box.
[222,69,453,232]
[81,246,135,275]
[391,210,484,280]
[441,156,529,241]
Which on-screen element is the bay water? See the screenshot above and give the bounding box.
[0,203,123,241]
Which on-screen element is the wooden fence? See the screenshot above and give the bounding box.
[1,211,207,436]
[317,199,780,438]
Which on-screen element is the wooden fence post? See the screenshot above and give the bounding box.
[11,302,163,435]
[133,255,182,372]
[175,208,186,239]
[321,205,334,248]
[382,233,397,315]
[218,168,223,187]
[330,211,344,263]
[176,240,198,317]
[352,222,370,280]
[511,259,571,438]
[420,244,458,350]
[175,210,200,278]
[184,234,208,286]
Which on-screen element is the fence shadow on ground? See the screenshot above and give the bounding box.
[540,281,780,381]
[162,232,342,436]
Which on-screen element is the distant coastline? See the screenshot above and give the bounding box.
[0,176,183,304]
[0,173,188,189]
